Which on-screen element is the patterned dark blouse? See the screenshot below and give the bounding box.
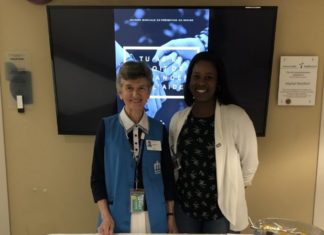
[176,112,223,220]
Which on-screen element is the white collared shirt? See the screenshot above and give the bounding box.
[119,108,149,158]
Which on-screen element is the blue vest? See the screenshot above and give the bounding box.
[98,114,167,233]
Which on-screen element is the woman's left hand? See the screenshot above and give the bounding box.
[167,215,178,233]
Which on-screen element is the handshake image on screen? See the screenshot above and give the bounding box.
[115,32,208,118]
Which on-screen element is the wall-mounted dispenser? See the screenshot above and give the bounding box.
[5,61,33,113]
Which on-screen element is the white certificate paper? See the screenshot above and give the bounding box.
[278,56,318,106]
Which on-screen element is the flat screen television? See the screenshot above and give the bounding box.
[47,6,277,136]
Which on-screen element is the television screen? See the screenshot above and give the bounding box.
[47,6,277,136]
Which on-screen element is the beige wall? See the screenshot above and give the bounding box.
[0,0,323,235]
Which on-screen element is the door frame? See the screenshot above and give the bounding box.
[0,88,10,235]
[314,89,324,230]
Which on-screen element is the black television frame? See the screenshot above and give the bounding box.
[47,5,277,136]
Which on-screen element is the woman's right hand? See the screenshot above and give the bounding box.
[97,199,115,235]
[98,214,115,235]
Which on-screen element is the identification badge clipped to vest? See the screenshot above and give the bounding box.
[146,140,161,151]
[130,189,145,213]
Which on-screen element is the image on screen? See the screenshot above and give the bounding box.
[114,8,210,127]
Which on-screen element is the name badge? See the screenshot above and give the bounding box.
[130,189,145,213]
[146,140,162,151]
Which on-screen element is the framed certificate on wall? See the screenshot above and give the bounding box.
[278,56,319,106]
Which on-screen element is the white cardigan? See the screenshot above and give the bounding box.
[169,101,258,231]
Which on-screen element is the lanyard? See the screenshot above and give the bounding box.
[134,132,145,190]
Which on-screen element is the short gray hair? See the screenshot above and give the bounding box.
[116,61,153,92]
